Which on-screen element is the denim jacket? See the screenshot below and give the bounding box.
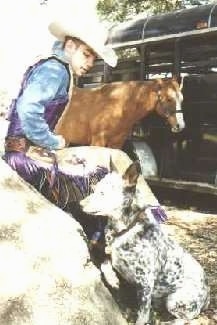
[14,41,71,150]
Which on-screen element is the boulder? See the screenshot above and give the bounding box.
[0,157,128,325]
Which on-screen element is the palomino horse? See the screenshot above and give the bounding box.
[55,78,185,148]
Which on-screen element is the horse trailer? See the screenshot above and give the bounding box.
[77,3,217,196]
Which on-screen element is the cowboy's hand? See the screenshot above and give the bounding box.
[56,135,66,149]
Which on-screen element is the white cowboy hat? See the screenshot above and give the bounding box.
[48,19,117,67]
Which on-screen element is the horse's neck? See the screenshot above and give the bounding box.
[130,81,158,119]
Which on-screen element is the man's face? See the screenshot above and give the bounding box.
[64,39,97,76]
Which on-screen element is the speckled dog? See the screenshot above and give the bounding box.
[80,161,210,325]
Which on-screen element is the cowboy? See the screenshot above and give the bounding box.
[3,16,117,228]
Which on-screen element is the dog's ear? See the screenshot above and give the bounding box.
[109,156,119,173]
[123,160,141,186]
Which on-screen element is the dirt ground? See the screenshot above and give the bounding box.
[149,207,217,325]
[149,187,217,325]
[162,207,217,324]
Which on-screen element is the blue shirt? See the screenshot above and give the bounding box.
[16,42,71,150]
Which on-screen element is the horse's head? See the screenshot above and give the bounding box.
[153,78,185,132]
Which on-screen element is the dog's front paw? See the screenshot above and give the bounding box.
[101,260,120,289]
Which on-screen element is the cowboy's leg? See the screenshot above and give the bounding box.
[54,146,159,207]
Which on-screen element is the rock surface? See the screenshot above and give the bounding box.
[0,157,128,325]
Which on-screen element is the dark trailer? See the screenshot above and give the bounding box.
[78,3,217,197]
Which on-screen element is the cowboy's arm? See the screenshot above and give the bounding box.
[16,60,69,150]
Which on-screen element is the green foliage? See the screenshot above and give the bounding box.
[97,0,182,22]
[97,0,213,22]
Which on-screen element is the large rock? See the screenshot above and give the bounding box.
[0,117,9,156]
[0,157,128,325]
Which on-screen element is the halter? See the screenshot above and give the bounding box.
[156,89,183,119]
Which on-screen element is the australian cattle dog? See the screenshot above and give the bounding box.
[80,161,210,325]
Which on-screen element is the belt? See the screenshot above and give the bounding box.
[4,136,30,153]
